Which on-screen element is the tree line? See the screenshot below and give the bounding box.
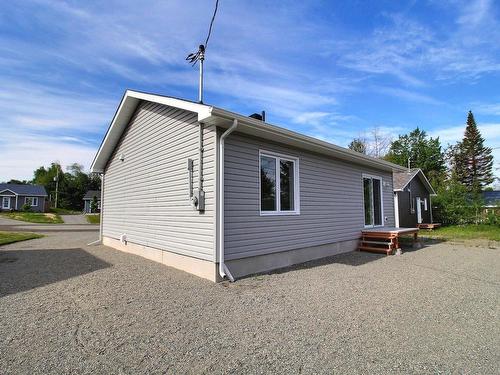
[348,111,496,224]
[4,163,100,211]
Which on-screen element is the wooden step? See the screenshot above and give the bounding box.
[360,240,393,246]
[358,246,394,255]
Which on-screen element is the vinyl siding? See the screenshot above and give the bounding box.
[103,101,216,261]
[1,196,45,212]
[224,133,395,260]
[397,177,431,227]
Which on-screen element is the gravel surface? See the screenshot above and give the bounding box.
[0,232,499,374]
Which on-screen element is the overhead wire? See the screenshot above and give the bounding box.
[186,0,219,66]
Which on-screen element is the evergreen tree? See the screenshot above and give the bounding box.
[450,111,494,192]
[384,127,446,186]
[348,138,367,154]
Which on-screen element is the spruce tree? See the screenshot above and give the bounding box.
[348,138,367,154]
[452,111,494,192]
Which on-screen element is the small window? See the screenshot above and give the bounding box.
[363,175,383,227]
[409,191,415,213]
[423,198,428,211]
[260,151,299,215]
[2,197,10,209]
[25,197,38,207]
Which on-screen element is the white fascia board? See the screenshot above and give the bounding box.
[208,107,406,173]
[417,171,437,195]
[90,90,212,173]
[0,189,17,195]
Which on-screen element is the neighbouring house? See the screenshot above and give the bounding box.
[91,90,407,282]
[83,190,101,213]
[0,183,48,212]
[481,190,500,215]
[393,169,436,228]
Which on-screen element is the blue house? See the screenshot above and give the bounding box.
[0,184,48,212]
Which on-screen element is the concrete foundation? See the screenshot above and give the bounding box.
[226,239,359,278]
[102,237,218,282]
[102,236,359,282]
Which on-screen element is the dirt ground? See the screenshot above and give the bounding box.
[1,231,499,374]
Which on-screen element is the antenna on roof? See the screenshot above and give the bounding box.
[186,0,219,104]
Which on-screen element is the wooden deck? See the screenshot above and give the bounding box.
[417,223,441,230]
[359,227,419,255]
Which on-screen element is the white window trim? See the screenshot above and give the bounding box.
[2,196,11,209]
[25,197,39,206]
[259,150,300,216]
[362,173,384,228]
[423,198,428,211]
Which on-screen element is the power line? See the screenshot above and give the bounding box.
[186,0,219,66]
[205,0,219,49]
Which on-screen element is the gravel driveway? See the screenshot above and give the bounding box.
[0,232,499,374]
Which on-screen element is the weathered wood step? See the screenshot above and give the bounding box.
[358,246,393,255]
[360,240,393,246]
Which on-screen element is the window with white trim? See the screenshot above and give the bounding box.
[409,190,415,213]
[2,197,10,209]
[260,151,299,215]
[363,175,383,227]
[25,197,38,207]
[423,198,428,211]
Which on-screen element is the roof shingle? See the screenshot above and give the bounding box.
[0,183,47,196]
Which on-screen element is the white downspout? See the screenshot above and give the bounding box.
[99,173,104,242]
[218,119,238,282]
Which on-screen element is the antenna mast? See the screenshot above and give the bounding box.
[198,45,205,103]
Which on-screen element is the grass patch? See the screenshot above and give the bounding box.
[0,231,43,246]
[420,224,500,242]
[49,207,81,215]
[1,212,63,224]
[86,214,100,224]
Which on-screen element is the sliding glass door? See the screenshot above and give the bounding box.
[363,176,383,227]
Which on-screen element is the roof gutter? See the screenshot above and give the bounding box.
[209,108,405,173]
[218,119,238,282]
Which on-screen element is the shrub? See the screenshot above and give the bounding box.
[21,203,33,212]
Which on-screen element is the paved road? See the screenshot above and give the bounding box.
[61,214,89,225]
[0,232,498,374]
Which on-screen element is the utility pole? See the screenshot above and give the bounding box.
[53,168,59,209]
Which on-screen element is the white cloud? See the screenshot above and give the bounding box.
[0,134,97,181]
[474,103,500,116]
[375,87,443,105]
[0,80,115,132]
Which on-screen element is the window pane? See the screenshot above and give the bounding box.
[363,178,373,225]
[280,160,294,211]
[373,179,382,225]
[260,156,276,211]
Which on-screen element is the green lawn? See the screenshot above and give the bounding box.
[49,207,81,215]
[0,231,43,246]
[421,225,500,242]
[86,214,100,224]
[1,212,64,224]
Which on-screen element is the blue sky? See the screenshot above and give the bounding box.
[1,0,499,182]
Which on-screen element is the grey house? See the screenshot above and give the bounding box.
[393,169,436,228]
[83,190,101,213]
[0,183,48,212]
[481,190,500,215]
[91,90,406,282]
